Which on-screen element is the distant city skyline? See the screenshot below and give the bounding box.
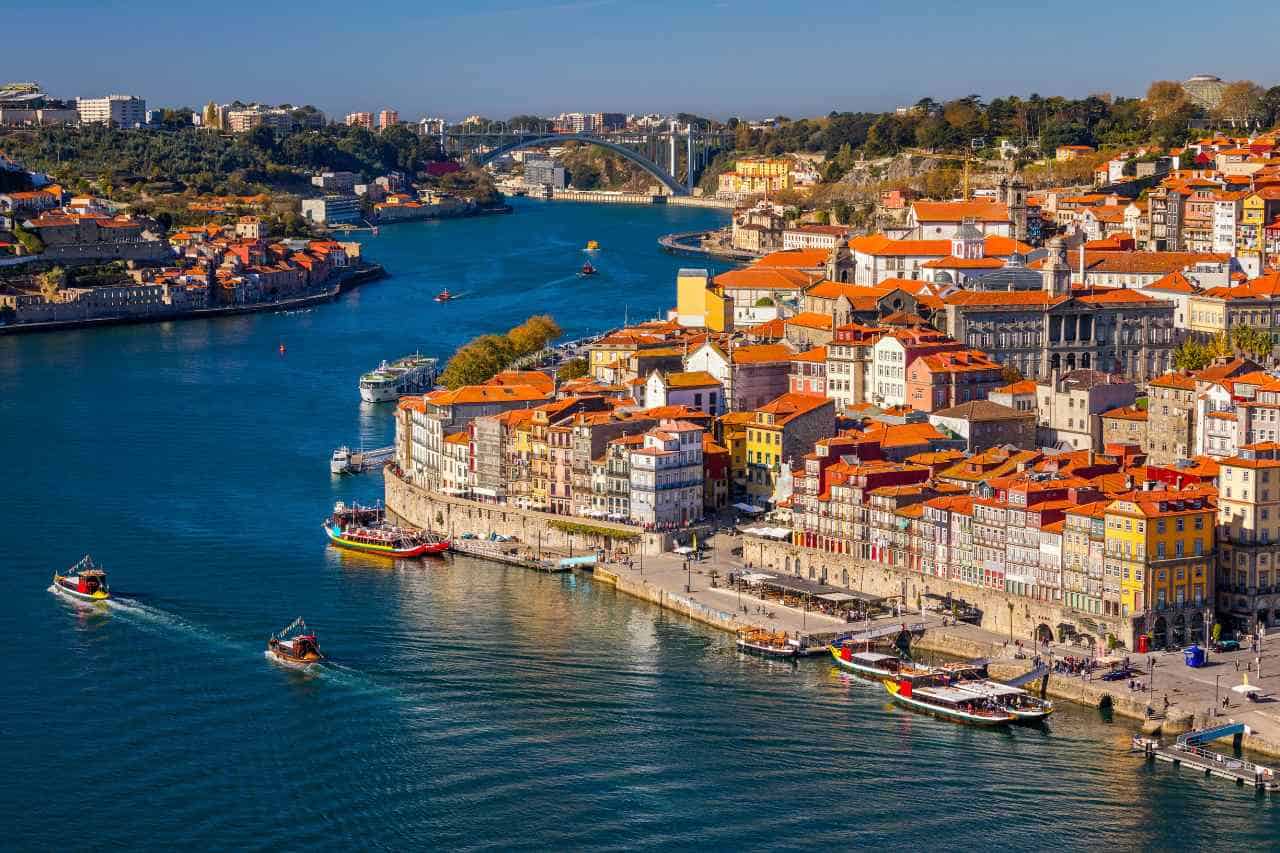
[17,1,1280,121]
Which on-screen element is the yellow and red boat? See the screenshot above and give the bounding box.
[324,502,448,558]
[51,555,110,602]
[267,617,324,666]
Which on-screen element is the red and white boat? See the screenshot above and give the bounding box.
[51,555,110,602]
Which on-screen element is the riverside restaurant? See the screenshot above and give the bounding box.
[730,572,886,621]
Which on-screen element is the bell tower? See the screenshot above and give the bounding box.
[1002,174,1029,243]
[1041,236,1071,297]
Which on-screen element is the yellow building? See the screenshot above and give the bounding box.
[1104,491,1214,647]
[743,392,834,499]
[718,157,793,196]
[718,411,755,494]
[1240,189,1280,258]
[675,268,733,331]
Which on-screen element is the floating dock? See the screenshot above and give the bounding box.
[448,539,570,573]
[1134,722,1279,792]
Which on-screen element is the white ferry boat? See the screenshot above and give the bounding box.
[358,354,438,403]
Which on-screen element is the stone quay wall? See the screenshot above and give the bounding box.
[385,469,671,556]
[592,567,746,634]
[746,536,1130,649]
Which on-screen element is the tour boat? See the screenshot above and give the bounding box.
[323,509,449,557]
[883,676,1014,727]
[358,353,439,402]
[331,446,351,475]
[829,641,906,679]
[51,555,110,602]
[736,628,799,659]
[330,500,385,527]
[585,240,600,251]
[578,261,596,277]
[267,617,323,666]
[434,289,453,302]
[952,680,1054,723]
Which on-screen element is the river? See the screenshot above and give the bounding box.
[2,198,1276,849]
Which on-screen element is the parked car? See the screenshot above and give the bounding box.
[1212,639,1241,653]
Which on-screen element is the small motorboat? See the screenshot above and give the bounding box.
[330,446,351,475]
[52,555,110,602]
[267,617,324,666]
[278,342,286,355]
[578,262,596,277]
[585,240,600,251]
[736,628,798,660]
[434,289,453,302]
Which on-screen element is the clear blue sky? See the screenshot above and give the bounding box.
[22,1,1280,120]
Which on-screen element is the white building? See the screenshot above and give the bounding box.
[300,195,361,225]
[1213,193,1244,255]
[77,95,146,128]
[441,432,474,495]
[643,370,723,415]
[628,420,704,527]
[870,335,910,407]
[782,225,849,250]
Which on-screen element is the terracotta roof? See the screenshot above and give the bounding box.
[732,343,796,364]
[443,431,470,446]
[746,318,786,339]
[789,346,827,363]
[713,267,820,291]
[921,256,1005,269]
[430,384,549,405]
[487,370,555,393]
[1149,372,1197,391]
[911,200,1010,223]
[992,379,1037,395]
[784,312,834,331]
[752,248,830,269]
[1102,406,1147,421]
[1029,251,1229,276]
[1145,271,1199,295]
[754,392,833,425]
[660,370,720,389]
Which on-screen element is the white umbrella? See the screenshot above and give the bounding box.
[1232,683,1262,695]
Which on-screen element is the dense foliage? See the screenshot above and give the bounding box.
[0,122,444,196]
[439,315,561,389]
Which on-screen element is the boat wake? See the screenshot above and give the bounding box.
[105,597,245,653]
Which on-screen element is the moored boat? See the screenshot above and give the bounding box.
[829,641,906,679]
[883,675,1014,727]
[952,680,1054,723]
[51,555,110,602]
[267,617,323,666]
[358,353,439,403]
[323,503,449,558]
[736,628,799,659]
[331,446,351,475]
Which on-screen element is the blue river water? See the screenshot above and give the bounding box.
[2,198,1277,849]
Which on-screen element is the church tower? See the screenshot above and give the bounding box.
[1001,174,1029,243]
[1041,236,1071,297]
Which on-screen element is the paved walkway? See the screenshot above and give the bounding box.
[535,530,1280,749]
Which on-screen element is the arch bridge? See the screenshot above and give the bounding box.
[443,126,727,196]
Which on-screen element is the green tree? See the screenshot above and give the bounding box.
[12,221,44,254]
[556,357,589,381]
[38,266,66,299]
[1172,338,1211,372]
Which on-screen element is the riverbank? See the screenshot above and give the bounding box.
[659,229,760,262]
[0,263,385,335]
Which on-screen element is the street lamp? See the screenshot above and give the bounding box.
[1215,673,1222,716]
[685,560,691,594]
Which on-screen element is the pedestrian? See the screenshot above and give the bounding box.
[1236,659,1241,672]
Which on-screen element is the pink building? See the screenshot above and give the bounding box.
[905,349,1004,413]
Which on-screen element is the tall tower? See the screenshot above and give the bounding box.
[1002,174,1029,243]
[1041,236,1071,298]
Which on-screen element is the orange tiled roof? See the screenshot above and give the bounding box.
[911,200,1010,223]
[784,312,834,331]
[732,343,796,364]
[713,267,820,291]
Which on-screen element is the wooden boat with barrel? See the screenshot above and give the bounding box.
[883,673,1014,727]
[267,617,323,666]
[736,628,799,659]
[51,555,110,602]
[828,639,907,679]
